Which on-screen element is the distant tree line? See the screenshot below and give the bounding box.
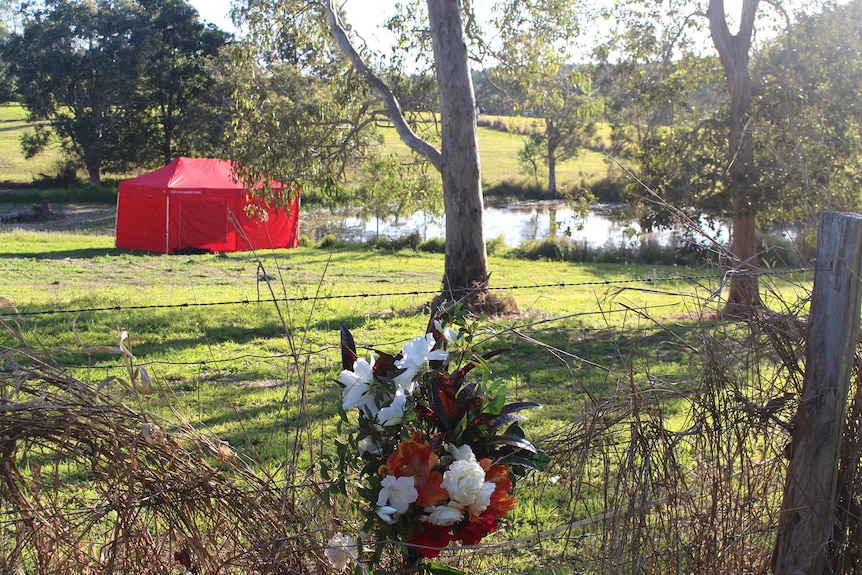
[1,0,235,185]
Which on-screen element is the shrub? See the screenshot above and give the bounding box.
[486,233,508,256]
[418,237,446,253]
[586,176,625,203]
[317,233,339,249]
[367,232,422,252]
[514,236,582,262]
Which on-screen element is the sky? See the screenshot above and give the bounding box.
[188,0,399,48]
[187,0,749,57]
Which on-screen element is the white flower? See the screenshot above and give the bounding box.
[377,475,418,515]
[470,481,496,515]
[376,505,399,524]
[325,532,357,572]
[434,319,462,348]
[377,388,407,427]
[396,334,448,375]
[442,446,492,512]
[425,503,465,526]
[433,319,461,348]
[358,436,382,456]
[341,357,377,413]
[448,443,477,463]
[442,326,460,347]
[391,368,419,394]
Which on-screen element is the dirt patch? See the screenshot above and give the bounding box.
[0,203,115,234]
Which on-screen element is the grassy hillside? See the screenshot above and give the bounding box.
[375,116,612,194]
[0,103,62,183]
[0,101,610,194]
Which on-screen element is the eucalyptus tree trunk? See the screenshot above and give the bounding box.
[546,118,558,196]
[708,0,762,314]
[427,0,489,300]
[325,0,491,306]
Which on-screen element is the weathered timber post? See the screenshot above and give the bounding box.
[773,211,862,574]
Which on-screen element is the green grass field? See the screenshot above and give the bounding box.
[375,116,610,193]
[0,228,814,573]
[0,229,811,444]
[0,101,609,194]
[0,103,62,183]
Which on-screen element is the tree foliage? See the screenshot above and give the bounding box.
[352,153,443,237]
[621,0,861,227]
[750,0,862,229]
[604,0,857,310]
[136,0,229,166]
[489,0,603,196]
[4,0,228,184]
[225,52,371,201]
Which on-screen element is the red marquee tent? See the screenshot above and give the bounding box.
[115,157,299,254]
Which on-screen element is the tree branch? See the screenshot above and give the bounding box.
[707,0,733,59]
[738,0,760,46]
[322,0,442,171]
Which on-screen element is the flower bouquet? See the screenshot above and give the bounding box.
[323,304,547,573]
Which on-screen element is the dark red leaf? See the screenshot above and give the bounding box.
[340,327,357,370]
[431,372,459,428]
[370,350,398,377]
[414,404,441,427]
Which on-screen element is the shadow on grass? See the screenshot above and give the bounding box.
[306,308,427,333]
[492,318,712,401]
[0,247,125,259]
[0,248,172,260]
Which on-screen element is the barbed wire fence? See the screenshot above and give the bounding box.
[0,265,839,574]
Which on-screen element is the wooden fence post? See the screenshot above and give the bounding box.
[773,211,862,574]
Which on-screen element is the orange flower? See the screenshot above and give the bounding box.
[484,464,516,520]
[386,431,438,478]
[386,432,449,507]
[415,470,448,507]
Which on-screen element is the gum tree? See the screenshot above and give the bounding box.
[606,0,837,314]
[235,0,489,305]
[707,0,761,312]
[234,0,579,308]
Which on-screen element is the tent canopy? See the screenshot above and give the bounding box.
[115,157,299,254]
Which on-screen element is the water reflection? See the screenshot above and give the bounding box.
[302,201,723,248]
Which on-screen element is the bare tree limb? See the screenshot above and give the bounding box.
[322,0,442,171]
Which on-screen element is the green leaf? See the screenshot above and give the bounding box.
[429,562,466,575]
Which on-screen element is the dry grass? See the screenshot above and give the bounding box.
[0,317,332,574]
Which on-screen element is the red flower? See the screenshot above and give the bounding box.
[454,510,498,545]
[415,470,448,507]
[409,523,452,558]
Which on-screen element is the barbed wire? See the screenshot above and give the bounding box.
[0,268,811,318]
[0,264,808,570]
[21,301,685,373]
